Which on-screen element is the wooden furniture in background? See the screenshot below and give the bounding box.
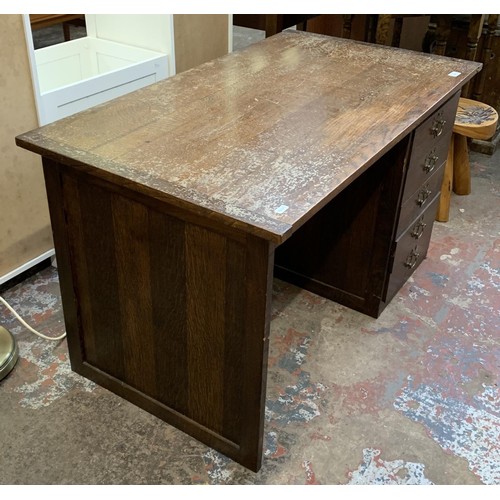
[377,14,442,47]
[471,15,500,154]
[341,14,376,42]
[431,15,486,97]
[342,13,486,68]
[16,32,481,472]
[437,97,498,221]
[341,14,429,47]
[302,14,431,51]
[29,14,85,41]
[233,14,318,37]
[472,15,500,105]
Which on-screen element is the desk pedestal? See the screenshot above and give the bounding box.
[43,158,274,472]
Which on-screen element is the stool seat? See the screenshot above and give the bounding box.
[454,97,499,139]
[436,98,498,222]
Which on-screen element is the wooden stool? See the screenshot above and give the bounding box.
[436,97,498,222]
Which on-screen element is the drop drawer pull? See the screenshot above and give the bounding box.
[416,186,432,206]
[411,218,427,239]
[404,248,420,269]
[431,111,446,138]
[423,150,439,173]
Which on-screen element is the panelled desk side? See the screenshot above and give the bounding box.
[16,32,481,472]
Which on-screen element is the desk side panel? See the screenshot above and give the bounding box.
[43,158,273,471]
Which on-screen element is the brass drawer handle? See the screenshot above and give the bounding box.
[431,111,446,138]
[423,150,439,174]
[404,248,420,269]
[416,186,432,206]
[411,218,427,239]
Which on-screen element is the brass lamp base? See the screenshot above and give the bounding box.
[0,325,18,381]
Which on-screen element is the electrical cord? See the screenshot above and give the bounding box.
[0,296,66,341]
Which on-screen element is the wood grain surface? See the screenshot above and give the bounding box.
[453,97,499,140]
[43,158,274,470]
[17,31,481,244]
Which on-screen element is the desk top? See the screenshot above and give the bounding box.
[17,31,481,243]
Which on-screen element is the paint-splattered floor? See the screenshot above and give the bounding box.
[1,148,499,485]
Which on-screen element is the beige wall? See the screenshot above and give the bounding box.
[174,14,229,73]
[0,15,52,279]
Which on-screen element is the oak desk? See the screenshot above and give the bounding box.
[16,32,481,472]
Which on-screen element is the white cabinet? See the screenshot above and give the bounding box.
[24,14,175,125]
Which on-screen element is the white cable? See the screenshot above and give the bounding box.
[0,296,66,341]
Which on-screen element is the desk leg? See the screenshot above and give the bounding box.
[43,159,274,472]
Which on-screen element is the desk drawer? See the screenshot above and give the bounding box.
[386,194,440,302]
[397,160,444,236]
[401,92,459,203]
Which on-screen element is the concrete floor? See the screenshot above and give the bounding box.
[1,146,498,485]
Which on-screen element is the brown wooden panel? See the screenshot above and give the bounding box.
[48,163,274,469]
[148,210,188,415]
[185,225,227,434]
[63,170,194,412]
[222,239,246,443]
[72,177,125,380]
[238,236,274,468]
[42,160,82,368]
[60,174,96,365]
[111,195,157,396]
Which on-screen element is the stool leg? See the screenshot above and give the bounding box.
[436,135,454,222]
[453,134,471,195]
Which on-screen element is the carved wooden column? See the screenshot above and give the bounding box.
[462,15,486,97]
[375,15,392,45]
[433,15,453,56]
[472,14,498,102]
[342,14,353,39]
